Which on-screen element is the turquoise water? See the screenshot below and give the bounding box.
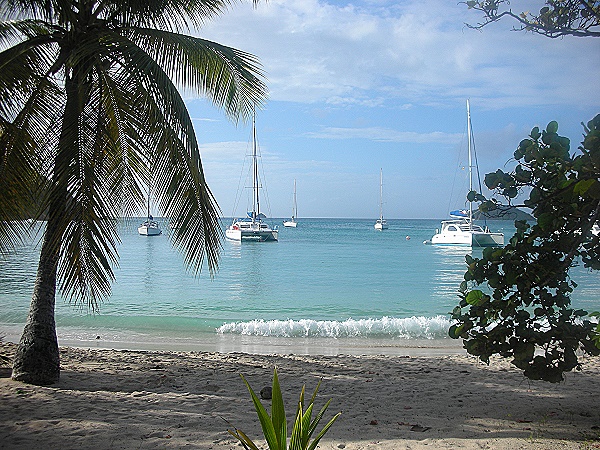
[1,218,598,353]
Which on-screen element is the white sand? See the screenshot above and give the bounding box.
[1,342,599,449]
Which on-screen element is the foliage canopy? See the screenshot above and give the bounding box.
[464,0,600,37]
[450,116,600,382]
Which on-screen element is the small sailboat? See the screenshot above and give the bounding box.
[283,179,298,228]
[226,112,278,242]
[426,100,503,247]
[138,194,162,236]
[374,168,388,230]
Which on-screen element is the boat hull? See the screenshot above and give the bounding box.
[283,220,297,228]
[138,221,162,236]
[374,220,388,230]
[226,225,278,242]
[430,230,503,247]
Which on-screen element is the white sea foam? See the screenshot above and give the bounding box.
[216,315,453,339]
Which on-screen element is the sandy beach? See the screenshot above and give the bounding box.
[1,341,599,449]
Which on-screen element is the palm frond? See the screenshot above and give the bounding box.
[97,0,263,33]
[0,22,64,254]
[0,119,37,253]
[57,126,121,310]
[1,0,269,306]
[99,31,232,273]
[127,27,267,123]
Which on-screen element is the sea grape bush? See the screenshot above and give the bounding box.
[463,0,600,38]
[450,115,600,383]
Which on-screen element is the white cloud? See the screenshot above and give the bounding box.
[191,117,220,123]
[194,0,599,108]
[306,126,462,143]
[187,0,599,219]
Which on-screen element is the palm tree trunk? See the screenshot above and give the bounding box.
[11,71,82,385]
[11,221,60,385]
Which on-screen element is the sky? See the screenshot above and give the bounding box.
[180,0,600,220]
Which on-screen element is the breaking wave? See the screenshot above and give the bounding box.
[216,315,453,339]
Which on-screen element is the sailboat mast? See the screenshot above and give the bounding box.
[252,112,259,223]
[379,168,384,220]
[466,99,473,228]
[147,186,151,220]
[293,178,297,218]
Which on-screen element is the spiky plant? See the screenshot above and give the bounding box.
[228,368,341,450]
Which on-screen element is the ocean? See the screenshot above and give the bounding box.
[1,218,598,355]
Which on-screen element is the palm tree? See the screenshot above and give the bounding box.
[0,0,267,385]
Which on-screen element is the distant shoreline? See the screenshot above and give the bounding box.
[2,325,465,357]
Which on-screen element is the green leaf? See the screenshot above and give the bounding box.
[240,374,279,450]
[514,165,532,182]
[448,324,464,339]
[271,368,287,450]
[227,428,261,450]
[484,172,500,189]
[504,186,518,198]
[504,270,517,285]
[546,121,559,134]
[537,212,555,231]
[289,404,304,450]
[307,410,342,450]
[573,179,596,196]
[301,403,315,445]
[466,290,489,306]
[513,342,535,363]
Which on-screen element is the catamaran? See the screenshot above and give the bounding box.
[374,168,388,230]
[283,179,298,228]
[425,100,503,247]
[226,112,278,242]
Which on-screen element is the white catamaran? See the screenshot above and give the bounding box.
[283,179,298,228]
[226,113,278,242]
[374,168,388,230]
[425,100,503,247]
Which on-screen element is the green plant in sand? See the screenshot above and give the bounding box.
[228,368,341,450]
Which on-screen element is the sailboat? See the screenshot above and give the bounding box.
[138,193,162,236]
[374,168,388,230]
[426,100,503,247]
[226,112,278,242]
[283,179,298,228]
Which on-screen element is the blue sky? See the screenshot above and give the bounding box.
[183,0,599,220]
